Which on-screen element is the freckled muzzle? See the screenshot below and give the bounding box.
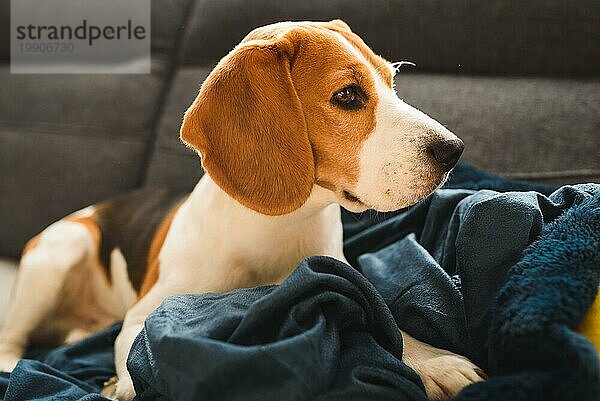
[347,131,465,213]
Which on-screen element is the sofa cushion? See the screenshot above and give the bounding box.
[0,66,169,137]
[180,0,600,76]
[143,67,210,188]
[0,1,8,61]
[0,127,148,258]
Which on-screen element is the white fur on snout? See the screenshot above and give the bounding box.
[355,79,460,211]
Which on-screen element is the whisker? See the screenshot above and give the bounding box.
[391,60,417,74]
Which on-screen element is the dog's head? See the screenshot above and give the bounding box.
[181,20,463,215]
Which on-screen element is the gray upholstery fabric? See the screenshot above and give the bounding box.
[0,66,168,138]
[144,67,211,187]
[0,1,8,61]
[144,150,203,190]
[1,0,599,258]
[0,126,147,256]
[181,0,600,76]
[151,0,196,57]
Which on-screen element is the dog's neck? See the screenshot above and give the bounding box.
[187,173,339,224]
[169,173,347,289]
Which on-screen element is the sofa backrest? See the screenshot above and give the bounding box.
[181,0,600,76]
[1,0,599,258]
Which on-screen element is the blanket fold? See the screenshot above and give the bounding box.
[130,257,425,401]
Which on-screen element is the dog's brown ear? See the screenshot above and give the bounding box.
[327,19,352,32]
[180,34,314,216]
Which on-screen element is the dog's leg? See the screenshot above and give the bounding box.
[0,221,94,372]
[401,331,486,401]
[103,284,173,401]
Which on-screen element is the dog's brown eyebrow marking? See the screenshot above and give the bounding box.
[349,66,365,84]
[327,64,365,83]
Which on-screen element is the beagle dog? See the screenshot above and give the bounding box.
[0,20,483,401]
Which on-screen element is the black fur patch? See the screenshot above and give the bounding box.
[93,188,187,292]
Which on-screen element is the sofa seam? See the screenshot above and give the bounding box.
[136,0,198,188]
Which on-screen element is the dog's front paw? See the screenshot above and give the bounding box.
[101,375,136,401]
[410,353,486,401]
[401,333,486,401]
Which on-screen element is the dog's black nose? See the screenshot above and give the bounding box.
[429,139,464,171]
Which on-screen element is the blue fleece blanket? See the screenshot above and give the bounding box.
[1,163,598,401]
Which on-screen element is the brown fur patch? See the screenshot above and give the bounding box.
[66,216,101,243]
[21,234,41,257]
[138,199,185,299]
[65,215,108,282]
[180,20,386,214]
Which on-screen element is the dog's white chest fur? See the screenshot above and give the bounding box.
[155,174,346,295]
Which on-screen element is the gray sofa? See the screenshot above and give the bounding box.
[0,0,599,295]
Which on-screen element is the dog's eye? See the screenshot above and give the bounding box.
[331,85,365,110]
[334,86,356,103]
